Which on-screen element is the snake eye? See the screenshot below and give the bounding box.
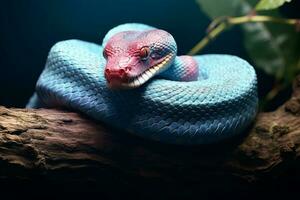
[139,47,150,60]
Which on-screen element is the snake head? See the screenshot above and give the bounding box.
[103,29,177,89]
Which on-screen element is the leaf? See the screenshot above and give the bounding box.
[195,0,300,81]
[196,0,258,18]
[195,0,242,19]
[255,0,292,11]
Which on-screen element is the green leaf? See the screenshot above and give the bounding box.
[195,0,300,81]
[196,0,258,19]
[255,0,292,11]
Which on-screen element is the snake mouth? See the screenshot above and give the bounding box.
[118,54,174,89]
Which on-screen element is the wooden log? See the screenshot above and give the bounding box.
[1,76,300,198]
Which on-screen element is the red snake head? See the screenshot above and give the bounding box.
[103,29,177,89]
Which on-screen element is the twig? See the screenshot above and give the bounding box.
[265,82,284,101]
[188,15,300,55]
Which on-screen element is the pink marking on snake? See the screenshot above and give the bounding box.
[178,56,199,81]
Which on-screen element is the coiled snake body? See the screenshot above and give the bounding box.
[28,23,258,145]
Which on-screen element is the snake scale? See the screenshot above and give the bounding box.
[27,23,258,145]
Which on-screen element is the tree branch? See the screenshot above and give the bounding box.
[1,75,300,197]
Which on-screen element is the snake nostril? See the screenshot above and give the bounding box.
[119,69,126,76]
[125,67,131,72]
[105,68,110,74]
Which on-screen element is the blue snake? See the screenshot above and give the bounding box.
[27,23,258,145]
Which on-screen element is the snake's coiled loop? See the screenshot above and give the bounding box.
[27,23,258,145]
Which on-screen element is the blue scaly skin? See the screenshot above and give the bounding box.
[27,23,258,144]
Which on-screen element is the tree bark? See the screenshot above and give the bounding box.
[1,76,300,198]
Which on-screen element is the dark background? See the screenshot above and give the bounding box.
[0,1,300,199]
[0,0,299,108]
